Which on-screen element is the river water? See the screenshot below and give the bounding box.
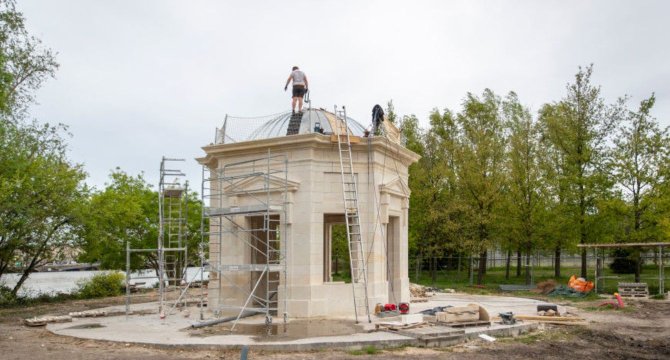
[0,267,208,297]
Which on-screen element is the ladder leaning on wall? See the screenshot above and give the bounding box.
[334,105,372,324]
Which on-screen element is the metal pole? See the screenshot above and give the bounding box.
[469,256,474,286]
[659,246,664,296]
[594,248,599,293]
[158,158,165,317]
[126,242,130,316]
[266,149,271,325]
[200,166,206,320]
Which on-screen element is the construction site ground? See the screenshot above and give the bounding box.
[1,292,668,359]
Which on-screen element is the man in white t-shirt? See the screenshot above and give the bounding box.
[284,66,309,114]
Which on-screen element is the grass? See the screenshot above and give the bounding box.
[410,264,669,297]
[582,305,634,312]
[0,286,78,308]
[348,345,380,356]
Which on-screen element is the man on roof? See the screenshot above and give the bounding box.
[284,66,309,114]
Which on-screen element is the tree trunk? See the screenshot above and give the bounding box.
[635,251,641,282]
[554,246,561,278]
[11,222,66,296]
[525,243,532,285]
[516,248,522,277]
[505,249,511,280]
[477,250,487,285]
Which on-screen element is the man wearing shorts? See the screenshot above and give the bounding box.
[284,66,309,114]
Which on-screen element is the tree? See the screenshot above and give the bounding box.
[385,100,397,124]
[453,89,507,284]
[0,120,86,295]
[0,1,83,296]
[79,170,203,274]
[79,170,158,271]
[503,93,544,284]
[539,65,624,278]
[0,0,58,119]
[608,94,669,281]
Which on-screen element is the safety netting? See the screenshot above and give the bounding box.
[214,109,367,144]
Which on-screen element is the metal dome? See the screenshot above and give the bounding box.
[218,109,367,144]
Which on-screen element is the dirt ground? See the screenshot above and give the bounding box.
[0,295,668,360]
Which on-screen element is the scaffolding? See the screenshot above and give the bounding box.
[126,157,203,317]
[202,150,288,329]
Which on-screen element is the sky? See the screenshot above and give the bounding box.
[19,0,670,190]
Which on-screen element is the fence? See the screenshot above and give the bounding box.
[409,252,669,295]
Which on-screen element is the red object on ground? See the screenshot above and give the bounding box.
[399,302,410,314]
[384,303,397,311]
[614,292,625,308]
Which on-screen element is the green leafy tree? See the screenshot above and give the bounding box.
[0,120,86,295]
[79,170,158,270]
[0,1,85,296]
[385,100,397,124]
[539,65,624,278]
[503,93,544,284]
[79,170,203,274]
[608,94,669,281]
[453,89,507,285]
[0,0,58,119]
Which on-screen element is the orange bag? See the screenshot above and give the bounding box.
[568,275,594,293]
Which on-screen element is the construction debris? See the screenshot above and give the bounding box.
[69,310,107,318]
[548,285,588,298]
[478,333,496,342]
[24,315,72,327]
[419,306,452,316]
[410,283,429,301]
[499,312,516,325]
[532,280,557,295]
[435,304,490,327]
[618,282,649,299]
[568,275,594,293]
[600,292,626,309]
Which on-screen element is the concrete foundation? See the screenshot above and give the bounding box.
[47,293,555,350]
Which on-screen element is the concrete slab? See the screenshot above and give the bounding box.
[47,293,544,350]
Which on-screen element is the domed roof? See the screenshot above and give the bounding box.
[220,109,366,143]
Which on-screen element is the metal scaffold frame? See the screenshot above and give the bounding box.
[201,150,288,330]
[126,157,205,318]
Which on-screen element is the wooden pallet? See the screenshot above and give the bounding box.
[618,282,649,298]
